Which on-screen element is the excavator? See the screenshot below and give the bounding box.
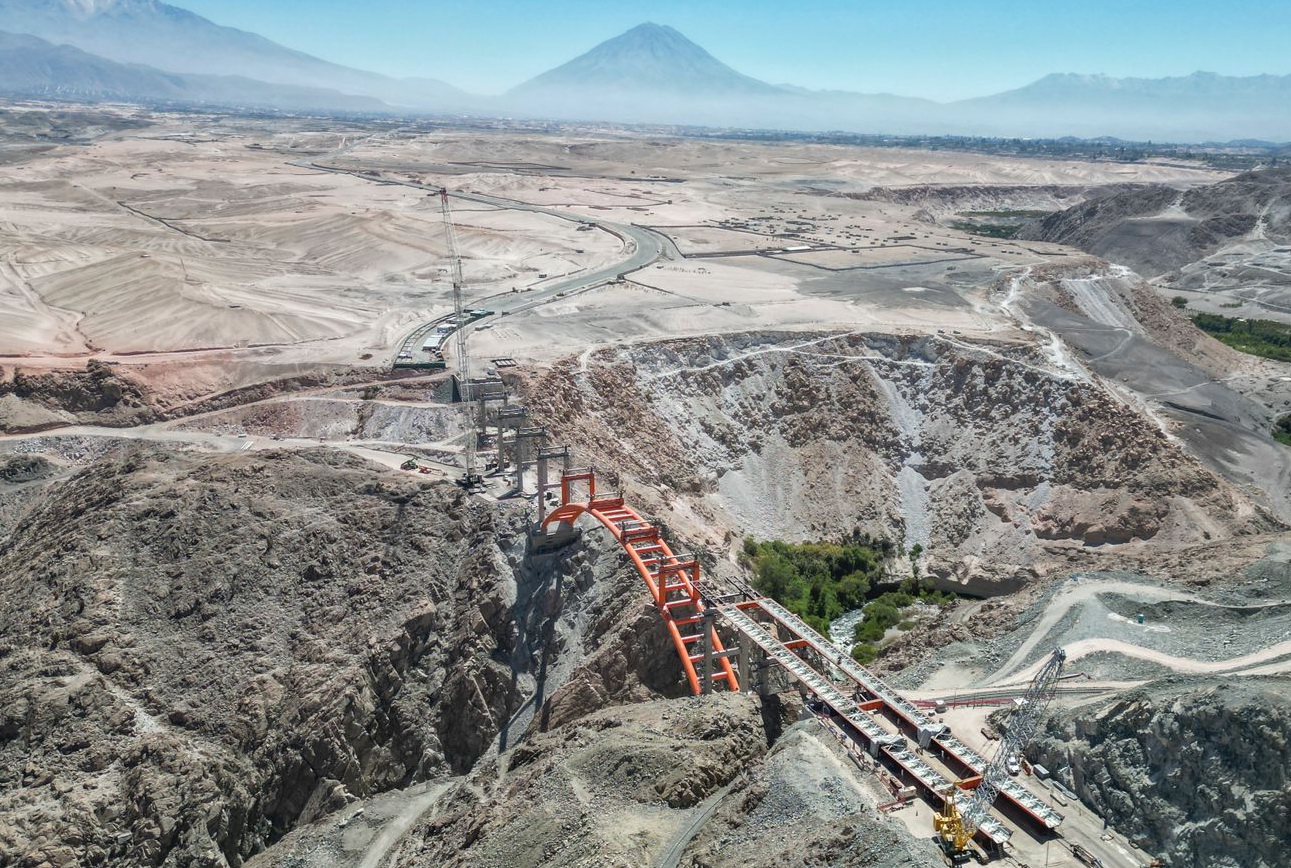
[934,648,1067,864]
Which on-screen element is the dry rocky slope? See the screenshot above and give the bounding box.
[381,695,938,868]
[0,361,158,431]
[0,361,377,435]
[1034,678,1291,868]
[1013,258,1291,518]
[0,445,676,867]
[519,326,1281,593]
[0,440,943,868]
[1022,166,1291,279]
[1021,166,1291,321]
[847,182,1143,221]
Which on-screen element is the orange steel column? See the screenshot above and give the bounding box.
[542,470,739,695]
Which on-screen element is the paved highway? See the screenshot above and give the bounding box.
[452,188,670,313]
[296,162,672,321]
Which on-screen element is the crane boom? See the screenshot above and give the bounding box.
[936,648,1067,861]
[440,188,477,484]
[964,647,1066,829]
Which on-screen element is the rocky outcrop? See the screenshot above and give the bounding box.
[1021,166,1291,278]
[0,447,530,866]
[0,360,157,431]
[381,694,938,868]
[1032,678,1291,868]
[0,454,57,484]
[678,723,939,868]
[389,694,769,868]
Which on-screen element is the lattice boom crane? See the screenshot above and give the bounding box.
[439,188,479,486]
[935,647,1067,863]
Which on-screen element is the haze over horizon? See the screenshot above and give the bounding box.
[4,0,1291,141]
[174,0,1291,100]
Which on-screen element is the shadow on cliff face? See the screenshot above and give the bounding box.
[519,535,690,737]
[0,446,689,868]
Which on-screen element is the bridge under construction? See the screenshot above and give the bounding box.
[539,466,1152,866]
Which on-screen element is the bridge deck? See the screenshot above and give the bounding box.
[726,597,1062,835]
[720,603,1012,847]
[545,468,1059,847]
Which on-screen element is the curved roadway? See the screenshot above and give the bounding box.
[453,188,670,313]
[297,162,671,319]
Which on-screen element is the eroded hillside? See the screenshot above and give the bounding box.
[518,328,1280,593]
[1021,166,1291,322]
[0,446,673,867]
[1034,679,1291,868]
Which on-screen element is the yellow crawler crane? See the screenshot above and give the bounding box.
[933,788,975,863]
[933,648,1067,864]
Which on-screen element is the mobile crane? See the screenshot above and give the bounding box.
[934,648,1067,863]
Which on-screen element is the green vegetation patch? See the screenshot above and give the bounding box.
[1191,312,1291,363]
[741,537,956,664]
[960,209,1053,219]
[852,588,955,642]
[740,536,891,636]
[947,220,1021,239]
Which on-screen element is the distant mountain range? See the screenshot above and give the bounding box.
[0,0,471,109]
[958,71,1291,141]
[2,1,1290,142]
[0,30,384,111]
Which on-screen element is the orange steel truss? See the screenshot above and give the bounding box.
[542,468,740,695]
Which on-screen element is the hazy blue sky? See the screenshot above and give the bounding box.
[180,0,1291,100]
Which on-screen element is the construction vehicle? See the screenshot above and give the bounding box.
[438,188,483,489]
[933,648,1068,864]
[400,458,435,475]
[933,789,977,864]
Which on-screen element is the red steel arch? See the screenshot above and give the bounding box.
[543,468,740,695]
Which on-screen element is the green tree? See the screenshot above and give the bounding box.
[755,553,795,600]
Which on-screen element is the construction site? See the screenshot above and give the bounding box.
[1,105,1289,868]
[402,327,1147,868]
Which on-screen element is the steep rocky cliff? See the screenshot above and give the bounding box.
[0,445,659,867]
[1033,678,1291,868]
